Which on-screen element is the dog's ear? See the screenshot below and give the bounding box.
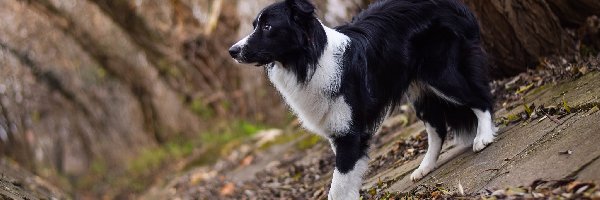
[285,0,316,18]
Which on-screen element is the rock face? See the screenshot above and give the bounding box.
[0,0,204,178]
[464,0,571,78]
[462,0,600,78]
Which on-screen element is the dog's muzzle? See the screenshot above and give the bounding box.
[229,45,242,60]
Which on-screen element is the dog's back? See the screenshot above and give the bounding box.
[336,0,489,133]
[333,0,496,184]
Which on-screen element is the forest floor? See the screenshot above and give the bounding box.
[2,56,600,199]
[141,56,600,200]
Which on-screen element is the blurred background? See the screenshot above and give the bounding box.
[0,0,599,199]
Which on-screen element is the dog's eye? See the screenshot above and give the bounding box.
[263,24,272,32]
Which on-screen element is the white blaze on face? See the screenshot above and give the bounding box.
[231,35,250,63]
[231,11,263,63]
[234,35,250,47]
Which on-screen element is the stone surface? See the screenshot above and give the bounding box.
[377,72,600,194]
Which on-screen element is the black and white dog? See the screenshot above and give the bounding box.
[229,0,496,199]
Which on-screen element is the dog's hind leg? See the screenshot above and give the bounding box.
[410,122,445,181]
[427,80,496,152]
[471,108,495,152]
[424,69,496,152]
[328,131,371,200]
[410,97,447,181]
[461,43,497,152]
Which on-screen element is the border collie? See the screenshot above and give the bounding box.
[229,0,496,199]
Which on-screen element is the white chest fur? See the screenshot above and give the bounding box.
[267,26,352,137]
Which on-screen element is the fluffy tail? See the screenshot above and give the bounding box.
[445,105,478,147]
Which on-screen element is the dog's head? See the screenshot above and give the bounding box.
[228,0,322,67]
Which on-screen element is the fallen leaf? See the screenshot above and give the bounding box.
[437,187,451,195]
[516,83,534,94]
[530,179,547,189]
[588,106,599,114]
[575,185,590,194]
[567,181,592,193]
[458,181,465,196]
[491,189,506,197]
[532,192,545,198]
[538,115,548,122]
[241,155,254,166]
[312,187,325,198]
[579,66,589,75]
[254,129,283,147]
[562,98,572,113]
[505,76,521,89]
[506,187,526,196]
[220,182,235,196]
[189,170,216,185]
[523,104,533,116]
[190,173,204,185]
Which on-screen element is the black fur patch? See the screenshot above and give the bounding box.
[234,0,493,173]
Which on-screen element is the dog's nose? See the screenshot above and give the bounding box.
[229,46,241,58]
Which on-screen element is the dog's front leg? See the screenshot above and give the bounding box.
[328,133,370,200]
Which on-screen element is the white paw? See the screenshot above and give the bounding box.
[410,165,434,181]
[328,189,359,200]
[328,158,368,200]
[473,134,494,152]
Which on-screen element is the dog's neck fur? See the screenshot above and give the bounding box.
[278,19,329,83]
[267,23,353,137]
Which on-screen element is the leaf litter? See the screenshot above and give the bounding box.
[147,55,600,199]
